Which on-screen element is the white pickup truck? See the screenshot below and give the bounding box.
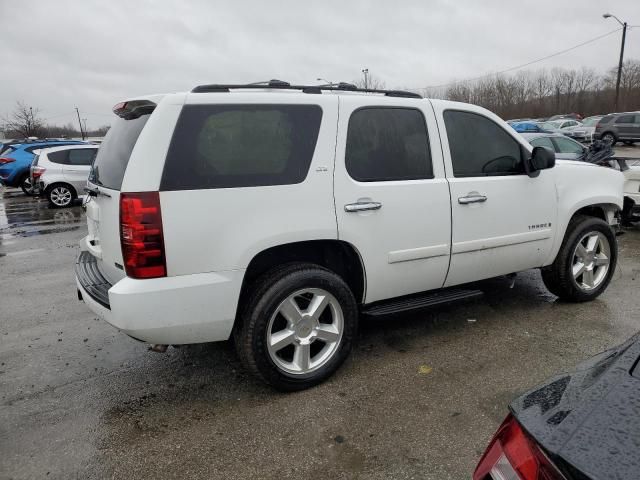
[75,82,624,390]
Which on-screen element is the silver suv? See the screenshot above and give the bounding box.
[595,112,640,145]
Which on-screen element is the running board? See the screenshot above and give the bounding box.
[362,289,484,317]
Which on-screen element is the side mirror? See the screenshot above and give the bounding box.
[525,146,555,177]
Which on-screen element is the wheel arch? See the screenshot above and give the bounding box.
[544,202,620,266]
[236,240,366,319]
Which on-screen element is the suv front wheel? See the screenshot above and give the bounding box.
[541,215,617,302]
[235,263,358,391]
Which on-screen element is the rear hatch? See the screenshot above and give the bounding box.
[85,101,155,284]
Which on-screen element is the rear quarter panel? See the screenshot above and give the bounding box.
[158,93,340,276]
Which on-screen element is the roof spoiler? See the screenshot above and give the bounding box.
[112,99,157,120]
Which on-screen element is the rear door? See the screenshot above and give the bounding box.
[433,103,557,287]
[334,97,451,303]
[614,114,636,140]
[63,148,97,191]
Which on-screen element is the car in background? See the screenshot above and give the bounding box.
[564,115,603,143]
[509,121,551,134]
[594,112,640,146]
[521,133,586,160]
[31,144,99,208]
[473,334,640,480]
[0,140,86,194]
[548,113,583,121]
[535,120,580,135]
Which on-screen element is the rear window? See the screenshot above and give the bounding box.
[0,146,16,156]
[161,104,322,190]
[89,115,150,190]
[599,115,614,124]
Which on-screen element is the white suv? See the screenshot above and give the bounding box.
[32,144,99,207]
[76,82,623,390]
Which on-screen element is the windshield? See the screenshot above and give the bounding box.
[89,114,150,190]
[540,122,559,130]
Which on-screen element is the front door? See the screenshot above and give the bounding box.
[432,105,557,287]
[334,97,451,303]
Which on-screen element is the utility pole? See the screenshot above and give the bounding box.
[83,118,88,138]
[75,107,85,140]
[614,22,627,112]
[603,13,631,111]
[29,107,34,137]
[362,68,369,89]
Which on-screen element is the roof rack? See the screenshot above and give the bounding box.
[191,79,422,99]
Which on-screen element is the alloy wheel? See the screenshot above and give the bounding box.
[50,187,72,207]
[266,288,344,375]
[572,231,611,291]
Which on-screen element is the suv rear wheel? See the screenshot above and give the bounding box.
[47,183,76,208]
[235,263,358,391]
[541,215,617,302]
[20,174,38,196]
[601,132,617,145]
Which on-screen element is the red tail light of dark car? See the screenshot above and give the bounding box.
[473,414,564,480]
[120,192,167,279]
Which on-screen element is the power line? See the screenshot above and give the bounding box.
[421,27,623,90]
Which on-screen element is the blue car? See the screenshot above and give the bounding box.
[0,140,86,194]
[509,121,551,134]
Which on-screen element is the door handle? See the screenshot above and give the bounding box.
[344,201,382,212]
[458,194,487,205]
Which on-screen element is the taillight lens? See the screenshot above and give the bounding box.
[120,192,166,279]
[473,414,563,480]
[0,157,15,164]
[32,166,46,179]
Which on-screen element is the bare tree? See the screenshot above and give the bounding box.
[2,101,44,138]
[352,73,387,90]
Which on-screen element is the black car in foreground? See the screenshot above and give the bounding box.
[474,334,640,480]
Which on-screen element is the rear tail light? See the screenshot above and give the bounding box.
[32,166,46,179]
[473,414,564,480]
[0,157,15,164]
[120,192,167,279]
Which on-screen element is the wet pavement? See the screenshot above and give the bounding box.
[1,183,640,480]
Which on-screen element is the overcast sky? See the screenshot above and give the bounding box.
[1,0,638,130]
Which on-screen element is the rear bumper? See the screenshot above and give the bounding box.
[75,243,244,344]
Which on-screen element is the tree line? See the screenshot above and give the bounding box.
[422,59,640,119]
[1,102,109,139]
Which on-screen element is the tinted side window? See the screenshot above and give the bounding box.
[47,151,69,164]
[161,105,322,190]
[552,137,584,154]
[616,115,634,124]
[599,115,614,124]
[530,137,555,151]
[68,149,97,166]
[444,110,523,177]
[346,108,432,182]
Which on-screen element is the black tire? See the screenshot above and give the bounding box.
[541,215,617,302]
[19,174,38,196]
[601,132,617,145]
[234,263,358,391]
[47,183,76,208]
